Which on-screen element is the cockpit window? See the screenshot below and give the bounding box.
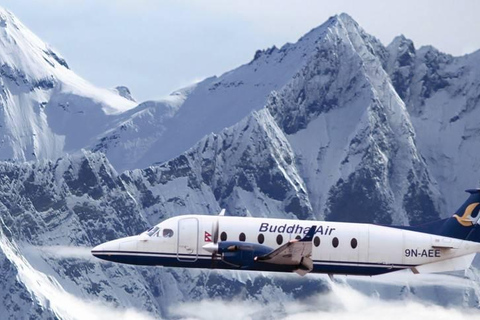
[163,229,174,238]
[147,226,159,237]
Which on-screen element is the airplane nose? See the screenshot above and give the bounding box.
[91,236,142,263]
[91,239,121,258]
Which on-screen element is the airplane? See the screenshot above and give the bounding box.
[91,189,480,276]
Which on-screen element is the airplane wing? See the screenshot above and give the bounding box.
[255,226,316,276]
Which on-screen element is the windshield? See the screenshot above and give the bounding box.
[146,226,159,237]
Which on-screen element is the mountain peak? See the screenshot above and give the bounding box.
[0,5,136,163]
[0,8,10,27]
[295,12,384,61]
[388,35,415,51]
[337,12,360,27]
[0,7,17,27]
[297,12,362,43]
[0,6,70,82]
[114,86,136,102]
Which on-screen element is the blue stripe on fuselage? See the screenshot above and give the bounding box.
[92,251,411,276]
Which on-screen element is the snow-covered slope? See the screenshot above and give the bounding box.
[92,16,381,171]
[123,108,312,223]
[0,8,136,162]
[0,225,58,319]
[0,151,331,318]
[130,14,442,225]
[0,152,477,319]
[385,36,480,213]
[265,14,440,224]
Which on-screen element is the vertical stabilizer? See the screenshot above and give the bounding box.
[402,189,480,243]
[453,189,480,226]
[441,189,480,242]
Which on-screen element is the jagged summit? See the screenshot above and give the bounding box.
[389,34,411,45]
[0,8,407,170]
[297,13,359,38]
[0,7,68,80]
[91,12,390,171]
[251,14,357,62]
[0,6,136,162]
[0,7,135,113]
[0,6,477,217]
[114,86,136,102]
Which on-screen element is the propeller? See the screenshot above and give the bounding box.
[213,218,219,244]
[210,219,220,267]
[202,210,224,268]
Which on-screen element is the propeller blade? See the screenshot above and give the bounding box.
[213,219,219,244]
[209,218,220,268]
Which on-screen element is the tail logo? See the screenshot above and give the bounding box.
[454,202,480,227]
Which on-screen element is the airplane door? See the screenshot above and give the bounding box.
[177,217,199,262]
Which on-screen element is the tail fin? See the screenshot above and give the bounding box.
[404,189,480,242]
[453,189,480,243]
[453,189,480,226]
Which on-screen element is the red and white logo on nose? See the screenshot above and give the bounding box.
[204,231,212,242]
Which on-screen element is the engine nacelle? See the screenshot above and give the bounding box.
[217,241,273,267]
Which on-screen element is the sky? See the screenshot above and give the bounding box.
[2,0,480,102]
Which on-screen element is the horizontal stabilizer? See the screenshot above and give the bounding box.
[431,236,460,249]
[412,253,476,274]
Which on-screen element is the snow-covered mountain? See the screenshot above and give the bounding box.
[0,7,479,219]
[120,14,443,226]
[0,151,478,319]
[384,35,480,214]
[0,151,336,318]
[264,15,441,225]
[0,6,480,319]
[0,8,136,163]
[91,22,343,171]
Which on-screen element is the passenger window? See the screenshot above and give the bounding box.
[276,234,283,245]
[332,237,339,248]
[239,233,246,242]
[258,233,265,244]
[221,232,227,241]
[163,229,174,238]
[295,235,301,240]
[314,236,320,247]
[351,238,358,249]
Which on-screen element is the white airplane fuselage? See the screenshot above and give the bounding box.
[91,214,480,276]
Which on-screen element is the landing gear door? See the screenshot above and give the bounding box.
[177,217,199,262]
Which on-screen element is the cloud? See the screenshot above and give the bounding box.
[47,293,158,320]
[169,282,479,320]
[33,245,95,260]
[285,284,479,320]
